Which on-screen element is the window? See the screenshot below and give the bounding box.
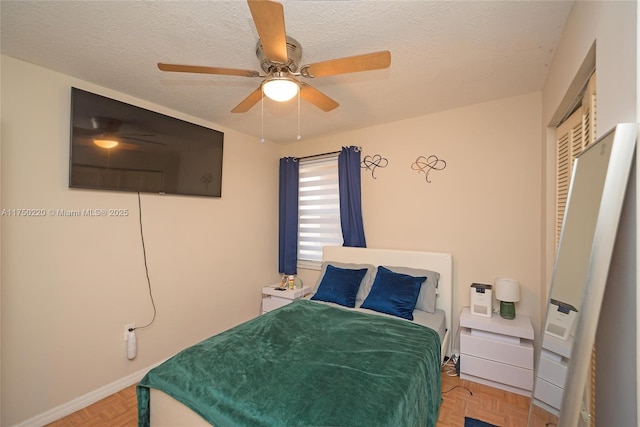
[297,155,343,269]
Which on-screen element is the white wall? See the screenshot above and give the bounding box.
[0,55,281,426]
[540,1,638,425]
[281,92,544,349]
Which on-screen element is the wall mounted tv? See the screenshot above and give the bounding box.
[69,87,223,198]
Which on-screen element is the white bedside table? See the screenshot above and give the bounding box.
[533,333,573,416]
[261,284,312,314]
[459,307,534,396]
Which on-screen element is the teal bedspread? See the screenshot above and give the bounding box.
[137,299,441,427]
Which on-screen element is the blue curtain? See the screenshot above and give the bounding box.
[338,146,367,247]
[278,157,299,274]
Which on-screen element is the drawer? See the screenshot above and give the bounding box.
[533,377,563,411]
[460,353,533,391]
[537,354,568,388]
[262,296,291,313]
[460,328,533,369]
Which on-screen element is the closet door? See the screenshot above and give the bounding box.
[554,71,596,427]
[555,73,597,246]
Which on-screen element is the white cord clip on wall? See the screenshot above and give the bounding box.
[126,329,137,360]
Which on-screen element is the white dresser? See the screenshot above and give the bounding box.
[459,307,534,396]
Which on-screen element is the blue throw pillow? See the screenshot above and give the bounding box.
[311,265,368,308]
[360,266,426,320]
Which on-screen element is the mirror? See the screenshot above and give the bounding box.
[529,123,637,426]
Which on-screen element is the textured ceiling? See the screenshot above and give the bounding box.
[1,0,573,144]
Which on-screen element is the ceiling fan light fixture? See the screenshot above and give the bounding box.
[93,137,119,149]
[262,77,299,102]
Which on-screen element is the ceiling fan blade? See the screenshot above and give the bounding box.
[247,0,288,64]
[158,63,259,78]
[301,50,391,78]
[73,126,99,137]
[120,136,167,146]
[300,84,339,112]
[231,87,263,113]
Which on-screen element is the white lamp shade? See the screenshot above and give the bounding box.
[495,277,520,302]
[263,78,298,102]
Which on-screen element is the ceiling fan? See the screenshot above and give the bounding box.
[157,0,391,113]
[75,117,165,150]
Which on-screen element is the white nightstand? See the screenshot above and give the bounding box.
[459,307,534,396]
[533,333,573,416]
[261,285,312,314]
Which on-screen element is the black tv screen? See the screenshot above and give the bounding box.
[69,87,223,197]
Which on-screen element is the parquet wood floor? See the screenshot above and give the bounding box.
[47,362,558,426]
[46,386,138,427]
[437,361,557,427]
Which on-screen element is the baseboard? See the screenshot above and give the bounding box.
[12,361,164,427]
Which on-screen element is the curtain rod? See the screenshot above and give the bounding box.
[296,146,361,161]
[296,150,341,160]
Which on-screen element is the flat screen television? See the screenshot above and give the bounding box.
[69,87,224,197]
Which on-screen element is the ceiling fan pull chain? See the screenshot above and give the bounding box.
[297,88,302,141]
[260,88,265,144]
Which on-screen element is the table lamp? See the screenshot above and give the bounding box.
[495,277,520,320]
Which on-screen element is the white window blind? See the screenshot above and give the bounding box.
[297,155,343,269]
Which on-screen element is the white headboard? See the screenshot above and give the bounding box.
[322,246,453,347]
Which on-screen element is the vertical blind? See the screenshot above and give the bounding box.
[297,155,343,266]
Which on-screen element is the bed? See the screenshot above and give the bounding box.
[137,246,453,427]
